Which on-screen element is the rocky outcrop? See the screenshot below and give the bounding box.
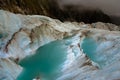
[0,10,120,80]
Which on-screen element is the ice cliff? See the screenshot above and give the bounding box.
[0,10,120,80]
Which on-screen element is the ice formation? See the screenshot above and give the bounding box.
[0,10,120,80]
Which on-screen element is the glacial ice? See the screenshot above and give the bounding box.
[0,10,120,80]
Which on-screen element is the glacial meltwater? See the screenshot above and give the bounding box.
[17,40,68,80]
[80,37,118,68]
[81,37,97,61]
[17,35,113,80]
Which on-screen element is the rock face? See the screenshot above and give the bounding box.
[0,10,120,80]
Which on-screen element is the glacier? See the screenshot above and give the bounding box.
[0,10,120,80]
